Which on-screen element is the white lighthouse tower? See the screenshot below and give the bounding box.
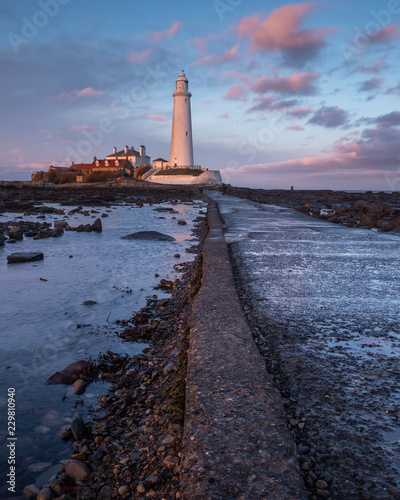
[170,71,194,168]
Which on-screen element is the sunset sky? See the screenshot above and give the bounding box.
[1,0,400,190]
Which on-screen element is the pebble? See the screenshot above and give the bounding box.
[316,479,329,490]
[162,435,175,445]
[72,379,87,395]
[118,485,130,497]
[163,362,175,373]
[23,484,40,498]
[37,487,53,500]
[137,483,146,493]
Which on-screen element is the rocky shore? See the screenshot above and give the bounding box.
[224,186,400,232]
[2,183,400,499]
[23,251,204,500]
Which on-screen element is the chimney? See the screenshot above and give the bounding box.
[140,145,146,165]
[124,145,128,154]
[113,146,116,154]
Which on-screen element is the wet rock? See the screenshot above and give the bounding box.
[121,231,176,241]
[7,252,44,264]
[28,461,51,473]
[60,425,72,441]
[72,379,87,395]
[177,220,187,225]
[71,413,86,440]
[65,459,91,482]
[37,487,53,500]
[91,218,102,232]
[8,225,23,240]
[23,483,40,498]
[46,359,91,385]
[54,220,68,228]
[360,215,374,228]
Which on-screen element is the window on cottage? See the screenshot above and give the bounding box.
[186,132,188,136]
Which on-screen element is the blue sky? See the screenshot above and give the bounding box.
[1,0,400,189]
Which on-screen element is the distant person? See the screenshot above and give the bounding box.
[221,183,227,195]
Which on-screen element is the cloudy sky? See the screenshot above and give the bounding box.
[1,0,400,190]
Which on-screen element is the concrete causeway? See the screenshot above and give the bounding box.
[180,196,307,499]
[184,191,400,499]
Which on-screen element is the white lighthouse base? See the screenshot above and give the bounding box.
[146,169,222,186]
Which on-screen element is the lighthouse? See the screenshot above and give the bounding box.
[170,71,194,168]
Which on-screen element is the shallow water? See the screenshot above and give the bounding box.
[0,200,204,497]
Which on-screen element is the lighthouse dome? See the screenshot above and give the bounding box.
[176,71,188,82]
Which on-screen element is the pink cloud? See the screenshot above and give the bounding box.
[75,87,105,98]
[70,125,96,132]
[201,100,214,104]
[128,47,153,64]
[249,72,320,95]
[218,113,229,119]
[147,114,168,121]
[195,45,240,66]
[224,84,246,101]
[286,125,304,131]
[58,88,105,99]
[289,106,313,118]
[151,21,183,42]
[237,3,336,66]
[370,24,400,44]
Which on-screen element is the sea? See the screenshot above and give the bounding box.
[0,199,205,497]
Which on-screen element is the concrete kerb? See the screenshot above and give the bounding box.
[180,197,307,499]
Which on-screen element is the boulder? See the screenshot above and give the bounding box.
[65,459,91,482]
[8,225,23,240]
[54,220,68,229]
[46,359,91,385]
[7,252,44,264]
[38,487,53,500]
[23,484,40,498]
[360,215,375,228]
[72,379,87,395]
[70,412,86,440]
[91,218,102,232]
[121,231,176,241]
[334,206,347,215]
